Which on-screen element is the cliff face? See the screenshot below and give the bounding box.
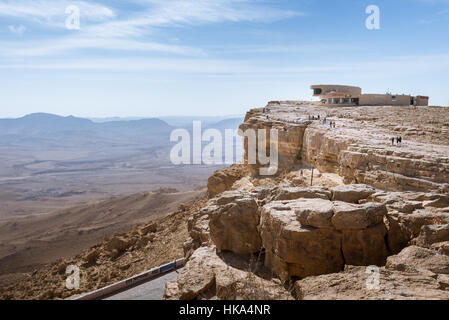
[240,102,449,193]
[165,102,449,300]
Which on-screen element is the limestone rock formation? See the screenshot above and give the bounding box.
[260,197,389,279]
[261,201,344,280]
[270,186,331,201]
[331,184,376,203]
[331,201,386,230]
[163,246,292,300]
[385,246,449,275]
[164,102,449,300]
[240,103,449,193]
[412,224,449,248]
[294,265,449,300]
[208,191,261,255]
[207,164,249,198]
[294,198,334,228]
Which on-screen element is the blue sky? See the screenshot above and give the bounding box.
[1,0,449,118]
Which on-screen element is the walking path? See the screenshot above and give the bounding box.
[104,268,182,300]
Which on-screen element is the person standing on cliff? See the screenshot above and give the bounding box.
[333,121,336,129]
[391,137,395,145]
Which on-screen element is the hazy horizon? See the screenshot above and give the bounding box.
[0,112,245,121]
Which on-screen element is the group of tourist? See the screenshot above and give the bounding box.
[308,114,337,129]
[308,115,321,121]
[391,136,403,146]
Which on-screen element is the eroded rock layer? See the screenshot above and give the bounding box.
[240,102,449,193]
[166,102,449,300]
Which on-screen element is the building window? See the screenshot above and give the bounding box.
[392,95,397,102]
[314,88,322,95]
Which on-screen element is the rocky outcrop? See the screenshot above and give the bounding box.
[260,198,388,280]
[207,164,249,198]
[208,191,261,255]
[168,176,449,300]
[261,201,344,280]
[295,243,449,300]
[294,224,449,300]
[165,102,449,300]
[239,109,309,175]
[386,245,449,275]
[412,224,449,248]
[294,265,449,300]
[180,184,395,283]
[270,186,331,201]
[163,246,292,300]
[331,184,376,203]
[240,103,449,194]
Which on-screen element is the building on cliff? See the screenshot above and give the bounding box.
[311,84,429,106]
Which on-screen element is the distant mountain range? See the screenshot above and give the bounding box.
[89,115,244,127]
[0,113,244,147]
[0,113,244,132]
[0,113,171,134]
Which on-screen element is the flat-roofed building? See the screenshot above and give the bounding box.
[310,84,429,106]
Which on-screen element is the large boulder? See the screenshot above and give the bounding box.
[105,236,130,253]
[413,224,449,248]
[260,201,344,280]
[183,213,210,259]
[139,222,158,235]
[387,200,423,214]
[432,241,449,256]
[271,186,331,201]
[295,198,334,228]
[207,164,248,198]
[422,195,449,208]
[331,184,377,203]
[163,246,292,300]
[260,198,390,279]
[331,202,387,230]
[165,247,217,300]
[386,246,449,275]
[397,210,449,238]
[208,191,262,255]
[295,265,449,300]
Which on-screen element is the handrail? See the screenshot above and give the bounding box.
[73,258,185,300]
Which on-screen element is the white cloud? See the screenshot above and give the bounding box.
[2,53,448,76]
[0,0,115,27]
[79,0,302,38]
[8,24,26,35]
[0,1,302,58]
[0,37,204,57]
[140,0,302,25]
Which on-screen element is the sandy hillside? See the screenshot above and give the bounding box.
[0,188,205,275]
[0,192,207,300]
